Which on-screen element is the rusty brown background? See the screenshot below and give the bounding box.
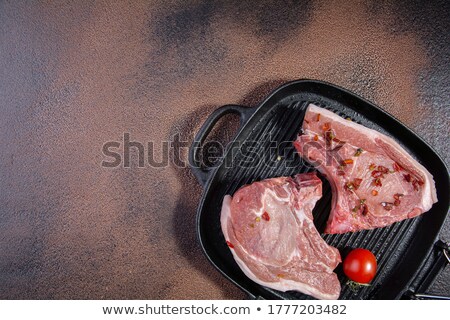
[0,0,449,299]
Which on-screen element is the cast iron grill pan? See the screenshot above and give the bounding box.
[189,80,449,299]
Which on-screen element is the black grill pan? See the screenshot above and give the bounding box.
[189,79,450,299]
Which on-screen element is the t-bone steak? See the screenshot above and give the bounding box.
[294,104,437,234]
[220,172,341,299]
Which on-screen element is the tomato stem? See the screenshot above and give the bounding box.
[346,280,371,292]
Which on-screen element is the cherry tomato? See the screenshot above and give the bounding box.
[343,248,377,284]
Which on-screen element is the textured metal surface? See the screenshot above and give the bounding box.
[0,0,448,299]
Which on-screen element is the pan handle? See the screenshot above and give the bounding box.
[189,104,254,186]
[405,240,450,300]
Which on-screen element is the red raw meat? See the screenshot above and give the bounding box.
[294,104,437,234]
[220,173,341,299]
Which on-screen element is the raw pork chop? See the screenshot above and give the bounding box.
[220,173,341,299]
[294,104,437,234]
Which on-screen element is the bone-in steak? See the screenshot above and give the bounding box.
[294,104,437,234]
[220,173,341,299]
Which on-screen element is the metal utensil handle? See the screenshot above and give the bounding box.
[443,246,450,263]
[411,293,450,300]
[189,104,254,186]
[408,241,450,300]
